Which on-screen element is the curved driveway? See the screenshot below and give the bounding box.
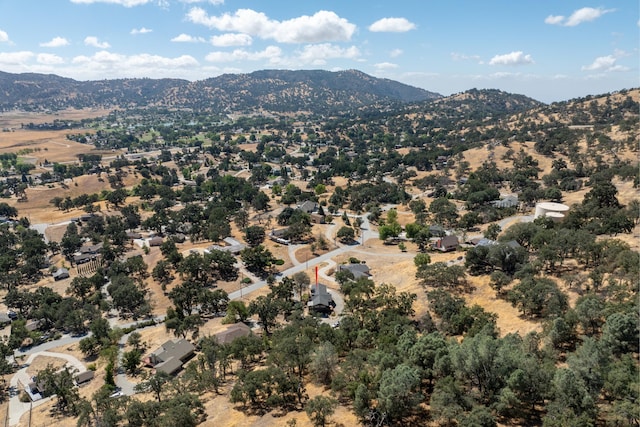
[9,351,87,426]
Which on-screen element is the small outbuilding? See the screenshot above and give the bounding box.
[148,236,164,247]
[74,370,94,387]
[434,235,459,252]
[52,268,70,281]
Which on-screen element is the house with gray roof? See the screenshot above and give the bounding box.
[207,237,246,255]
[297,200,318,214]
[144,338,195,376]
[491,195,519,209]
[214,322,252,345]
[308,283,335,314]
[338,263,371,280]
[52,268,69,281]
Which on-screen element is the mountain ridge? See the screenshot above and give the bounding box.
[0,69,440,114]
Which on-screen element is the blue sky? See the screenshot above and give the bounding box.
[0,0,637,103]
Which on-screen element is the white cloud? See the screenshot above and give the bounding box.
[0,51,34,65]
[84,36,111,48]
[0,30,9,43]
[582,55,629,72]
[544,15,565,25]
[389,49,403,58]
[37,53,65,65]
[374,62,398,70]
[368,17,416,33]
[565,7,614,26]
[70,50,199,79]
[70,0,154,7]
[210,33,252,47]
[489,51,534,66]
[40,37,70,48]
[205,46,282,63]
[545,7,614,26]
[296,43,361,65]
[187,8,356,43]
[171,34,205,43]
[131,27,153,35]
[126,53,199,68]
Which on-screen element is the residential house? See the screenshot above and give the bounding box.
[25,319,41,332]
[491,195,519,209]
[79,214,97,222]
[269,228,291,245]
[25,377,47,401]
[297,200,318,215]
[214,322,252,345]
[338,263,371,280]
[145,339,195,376]
[434,235,459,252]
[74,242,103,264]
[126,231,142,240]
[52,268,69,281]
[207,237,246,255]
[469,237,496,247]
[429,225,446,238]
[435,155,450,170]
[307,283,335,314]
[148,236,164,247]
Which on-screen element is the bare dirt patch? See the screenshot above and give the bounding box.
[25,356,68,378]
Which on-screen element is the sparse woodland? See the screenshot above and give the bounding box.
[0,86,636,427]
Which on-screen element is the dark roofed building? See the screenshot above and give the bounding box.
[145,338,195,376]
[297,200,318,214]
[429,225,446,237]
[148,236,164,247]
[308,283,335,314]
[79,242,103,254]
[491,195,519,209]
[434,235,459,252]
[214,322,252,345]
[52,268,69,281]
[74,370,94,386]
[126,231,142,240]
[155,357,184,376]
[338,263,371,280]
[74,242,103,264]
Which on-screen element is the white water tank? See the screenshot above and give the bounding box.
[534,202,569,222]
